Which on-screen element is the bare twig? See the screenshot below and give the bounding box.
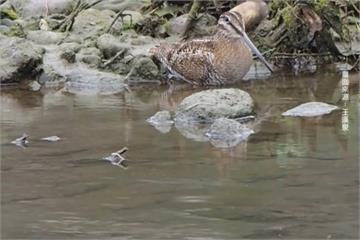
[102,49,128,67]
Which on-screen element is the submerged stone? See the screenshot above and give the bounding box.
[206,118,254,148]
[282,102,339,117]
[41,136,61,142]
[11,133,29,148]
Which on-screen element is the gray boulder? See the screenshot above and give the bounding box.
[168,13,217,37]
[64,68,127,95]
[27,30,66,45]
[0,35,44,83]
[94,0,144,12]
[175,89,254,122]
[76,47,102,68]
[59,42,81,53]
[126,56,160,84]
[282,102,339,117]
[72,8,121,40]
[5,0,74,19]
[96,33,129,59]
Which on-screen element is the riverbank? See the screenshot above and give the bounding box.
[1,0,359,92]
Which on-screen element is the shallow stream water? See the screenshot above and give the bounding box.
[1,69,359,239]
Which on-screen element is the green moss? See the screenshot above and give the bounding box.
[0,8,18,20]
[3,24,26,38]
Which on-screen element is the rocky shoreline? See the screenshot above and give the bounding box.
[0,0,357,149]
[0,0,162,93]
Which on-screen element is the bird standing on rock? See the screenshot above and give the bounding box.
[149,0,273,86]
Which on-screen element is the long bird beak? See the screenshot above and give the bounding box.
[232,24,274,72]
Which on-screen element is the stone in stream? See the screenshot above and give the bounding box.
[175,89,254,123]
[102,147,128,169]
[11,133,29,148]
[28,81,41,91]
[206,118,254,148]
[282,102,339,117]
[146,111,173,134]
[40,136,61,142]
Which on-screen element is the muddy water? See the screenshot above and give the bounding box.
[1,70,359,239]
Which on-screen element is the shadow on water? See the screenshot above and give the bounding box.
[1,70,359,239]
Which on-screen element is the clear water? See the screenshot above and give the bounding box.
[1,70,359,239]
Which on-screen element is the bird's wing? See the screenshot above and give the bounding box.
[167,39,218,85]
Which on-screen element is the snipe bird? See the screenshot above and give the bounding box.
[149,10,273,86]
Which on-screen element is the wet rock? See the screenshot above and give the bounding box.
[27,30,66,45]
[41,136,61,142]
[94,0,144,12]
[130,35,155,46]
[96,33,129,59]
[28,80,41,91]
[38,45,69,86]
[168,13,217,37]
[0,25,9,32]
[0,35,44,83]
[121,10,143,27]
[59,42,81,53]
[64,68,127,95]
[168,14,188,35]
[102,147,128,168]
[126,56,160,84]
[0,18,16,27]
[146,110,173,133]
[175,89,254,122]
[206,118,254,148]
[11,133,29,148]
[60,49,76,63]
[72,8,121,41]
[76,47,102,68]
[6,0,74,19]
[282,102,339,117]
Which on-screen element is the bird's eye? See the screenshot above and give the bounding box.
[224,17,230,22]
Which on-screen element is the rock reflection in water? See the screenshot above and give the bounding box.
[174,120,209,142]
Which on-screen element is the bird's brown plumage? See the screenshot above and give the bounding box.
[149,1,271,86]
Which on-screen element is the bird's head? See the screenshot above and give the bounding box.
[217,11,273,73]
